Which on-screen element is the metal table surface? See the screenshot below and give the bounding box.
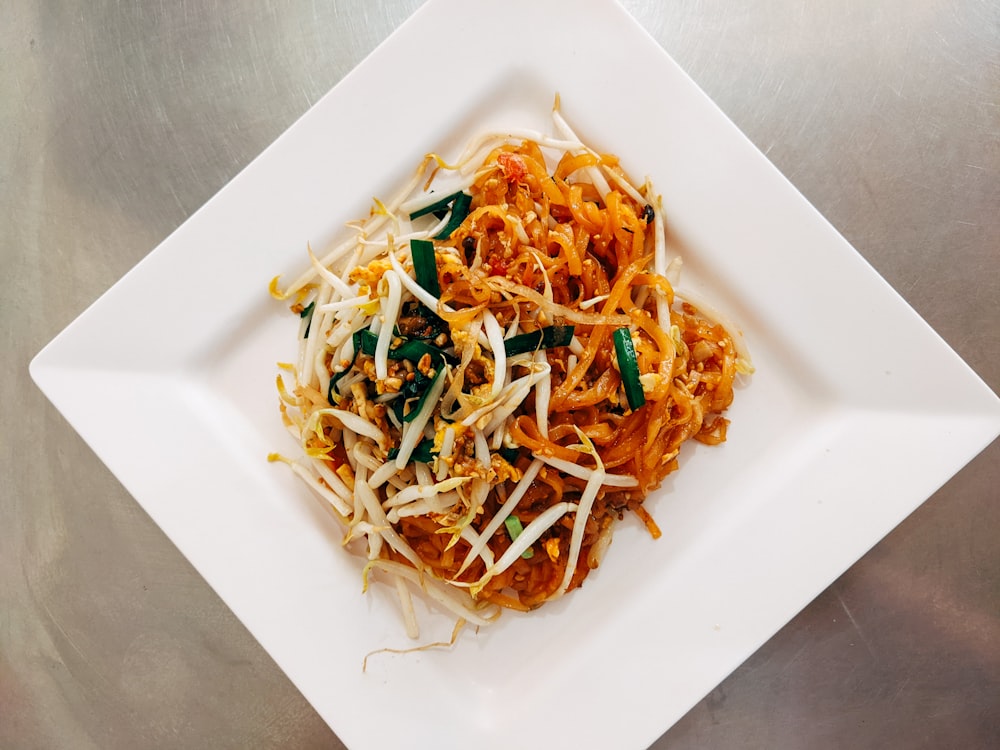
[3,1,998,748]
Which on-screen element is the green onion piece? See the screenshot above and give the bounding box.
[354,329,377,356]
[395,338,458,365]
[387,438,437,464]
[503,515,534,559]
[408,190,465,220]
[503,325,575,356]
[613,327,646,410]
[403,367,444,423]
[410,239,441,297]
[391,393,406,424]
[391,370,433,422]
[355,329,457,367]
[354,329,456,365]
[392,369,429,423]
[394,300,447,341]
[433,192,473,239]
[300,301,315,338]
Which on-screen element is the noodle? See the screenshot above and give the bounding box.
[271,100,752,635]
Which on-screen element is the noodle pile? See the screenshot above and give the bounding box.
[270,101,751,636]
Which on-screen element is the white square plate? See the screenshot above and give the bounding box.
[30,0,1000,748]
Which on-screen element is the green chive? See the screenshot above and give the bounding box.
[395,338,457,365]
[613,326,646,410]
[354,329,457,366]
[300,301,315,338]
[402,367,444,423]
[503,325,575,356]
[504,515,534,559]
[433,192,472,239]
[408,190,465,220]
[392,369,432,423]
[354,329,377,356]
[387,438,437,464]
[410,239,440,297]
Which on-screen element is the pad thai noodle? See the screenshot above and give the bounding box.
[270,99,752,637]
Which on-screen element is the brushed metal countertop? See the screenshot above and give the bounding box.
[3,1,998,748]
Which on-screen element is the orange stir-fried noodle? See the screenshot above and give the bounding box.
[270,102,752,637]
